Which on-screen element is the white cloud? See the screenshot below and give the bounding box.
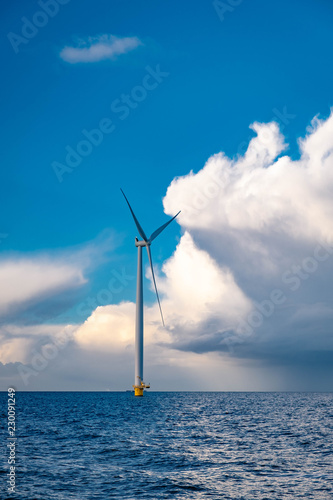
[163,114,333,245]
[0,231,116,318]
[75,301,137,352]
[74,231,252,354]
[161,111,333,364]
[0,323,76,364]
[158,231,252,328]
[2,112,333,391]
[0,258,85,315]
[60,34,142,63]
[74,111,333,389]
[0,336,31,365]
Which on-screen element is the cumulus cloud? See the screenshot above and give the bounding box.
[159,232,251,322]
[3,113,333,391]
[74,232,252,352]
[75,111,333,388]
[161,111,333,370]
[164,114,333,244]
[0,323,76,364]
[0,258,85,316]
[75,301,137,352]
[0,231,115,321]
[0,232,116,374]
[60,34,142,63]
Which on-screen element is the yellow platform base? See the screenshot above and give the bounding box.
[134,387,144,396]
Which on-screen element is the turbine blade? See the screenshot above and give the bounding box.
[120,189,148,242]
[146,245,165,327]
[148,211,181,243]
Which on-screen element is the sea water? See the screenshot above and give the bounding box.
[1,391,332,499]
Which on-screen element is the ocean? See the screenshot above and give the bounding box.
[1,391,332,499]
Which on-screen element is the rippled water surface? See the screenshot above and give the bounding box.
[1,392,332,499]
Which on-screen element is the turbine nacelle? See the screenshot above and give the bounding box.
[135,237,149,247]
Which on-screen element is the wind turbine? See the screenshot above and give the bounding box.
[121,189,180,396]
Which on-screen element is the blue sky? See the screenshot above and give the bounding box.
[1,0,333,391]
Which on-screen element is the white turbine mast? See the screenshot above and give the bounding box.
[121,189,180,396]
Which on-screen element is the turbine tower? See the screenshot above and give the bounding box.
[121,189,180,396]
